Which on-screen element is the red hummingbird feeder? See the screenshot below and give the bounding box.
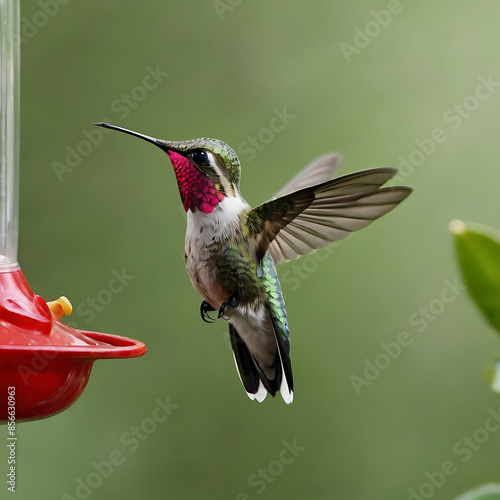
[0,0,146,422]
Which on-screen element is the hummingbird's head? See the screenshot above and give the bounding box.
[95,123,242,214]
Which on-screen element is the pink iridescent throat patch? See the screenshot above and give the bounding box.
[167,150,225,214]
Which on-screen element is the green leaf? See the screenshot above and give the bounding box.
[450,220,500,333]
[455,484,500,500]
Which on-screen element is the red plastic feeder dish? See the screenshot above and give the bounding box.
[0,268,146,422]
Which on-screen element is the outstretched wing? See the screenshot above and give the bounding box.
[250,167,412,264]
[271,152,342,199]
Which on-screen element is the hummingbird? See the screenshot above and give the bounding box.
[95,122,412,404]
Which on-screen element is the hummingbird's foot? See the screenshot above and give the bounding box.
[200,301,217,323]
[218,295,239,321]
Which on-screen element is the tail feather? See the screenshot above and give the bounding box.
[229,324,269,396]
[272,316,294,404]
[229,321,293,404]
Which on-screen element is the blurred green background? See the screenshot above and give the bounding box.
[10,0,500,499]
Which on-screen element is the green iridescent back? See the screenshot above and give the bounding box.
[259,251,289,340]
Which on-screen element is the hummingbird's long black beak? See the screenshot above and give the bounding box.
[94,122,167,150]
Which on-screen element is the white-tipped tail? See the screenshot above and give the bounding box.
[232,351,268,403]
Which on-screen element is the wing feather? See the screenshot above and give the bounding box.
[272,152,342,198]
[250,167,412,264]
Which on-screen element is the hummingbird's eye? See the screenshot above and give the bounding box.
[191,150,209,166]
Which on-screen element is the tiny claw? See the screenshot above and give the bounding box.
[218,295,239,321]
[200,300,216,323]
[47,296,73,320]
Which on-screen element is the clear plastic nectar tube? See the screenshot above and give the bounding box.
[0,0,20,271]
